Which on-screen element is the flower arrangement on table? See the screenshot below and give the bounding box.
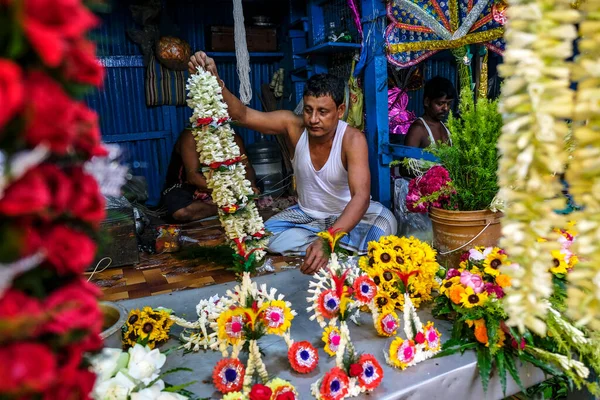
[186,67,269,274]
[357,235,440,311]
[89,344,194,400]
[122,306,174,349]
[171,272,316,396]
[0,1,125,398]
[222,379,298,400]
[433,228,600,396]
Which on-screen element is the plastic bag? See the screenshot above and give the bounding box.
[105,195,132,210]
[394,178,432,239]
[123,176,149,204]
[346,61,364,132]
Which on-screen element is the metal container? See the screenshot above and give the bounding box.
[246,139,285,198]
[100,301,128,349]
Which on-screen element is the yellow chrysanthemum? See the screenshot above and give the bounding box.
[267,378,298,398]
[222,393,245,400]
[460,287,488,309]
[217,308,246,344]
[440,276,460,296]
[388,337,413,369]
[322,326,342,356]
[261,300,294,335]
[550,250,569,275]
[482,248,509,277]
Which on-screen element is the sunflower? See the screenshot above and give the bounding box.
[439,276,460,296]
[568,252,579,270]
[482,248,509,277]
[375,312,399,337]
[217,308,246,344]
[388,337,416,370]
[373,291,394,314]
[136,316,163,344]
[550,250,569,275]
[372,247,396,268]
[322,326,342,356]
[261,300,294,336]
[122,322,139,348]
[460,287,488,309]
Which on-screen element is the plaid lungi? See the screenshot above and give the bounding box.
[265,202,397,256]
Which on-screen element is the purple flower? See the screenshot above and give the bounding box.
[446,268,460,279]
[484,283,505,299]
[460,271,485,293]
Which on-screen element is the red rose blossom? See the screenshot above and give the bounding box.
[72,102,107,158]
[0,166,52,216]
[40,164,72,217]
[63,39,104,87]
[23,0,98,67]
[43,342,97,400]
[68,166,105,225]
[0,342,57,395]
[415,331,426,344]
[43,225,97,274]
[43,279,102,336]
[25,71,77,154]
[0,59,25,131]
[275,393,296,400]
[349,363,362,377]
[249,383,272,400]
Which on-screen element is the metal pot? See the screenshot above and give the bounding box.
[100,301,128,349]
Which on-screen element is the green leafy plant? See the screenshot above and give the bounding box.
[429,87,503,211]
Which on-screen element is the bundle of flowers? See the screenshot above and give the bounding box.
[89,344,193,400]
[358,235,440,310]
[405,166,455,213]
[0,1,116,398]
[186,68,268,274]
[171,272,315,395]
[221,379,298,400]
[434,230,600,396]
[122,306,174,349]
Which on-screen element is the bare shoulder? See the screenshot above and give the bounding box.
[286,112,305,144]
[405,119,427,147]
[342,125,368,153]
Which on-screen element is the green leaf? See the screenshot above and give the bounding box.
[505,354,526,393]
[496,351,507,396]
[163,381,198,393]
[434,341,478,358]
[476,346,492,392]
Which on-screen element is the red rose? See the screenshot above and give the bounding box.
[0,59,25,131]
[23,0,98,67]
[0,342,57,395]
[349,363,362,377]
[44,225,97,274]
[44,279,102,336]
[43,343,97,400]
[68,166,105,225]
[249,384,272,400]
[40,164,73,216]
[415,332,426,344]
[0,166,52,216]
[63,39,104,87]
[25,71,77,154]
[275,393,296,400]
[72,102,107,159]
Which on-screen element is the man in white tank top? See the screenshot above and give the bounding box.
[404,77,456,148]
[189,52,397,275]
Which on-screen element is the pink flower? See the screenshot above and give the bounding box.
[446,268,460,279]
[484,283,505,299]
[460,271,484,293]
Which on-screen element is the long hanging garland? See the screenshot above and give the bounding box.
[186,68,268,273]
[497,0,578,334]
[565,0,600,329]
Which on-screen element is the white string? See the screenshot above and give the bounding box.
[437,223,491,255]
[86,257,113,281]
[233,0,252,104]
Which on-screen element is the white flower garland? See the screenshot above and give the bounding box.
[186,67,266,269]
[497,0,578,335]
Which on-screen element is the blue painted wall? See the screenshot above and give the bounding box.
[86,0,285,206]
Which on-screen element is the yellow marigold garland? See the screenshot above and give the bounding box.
[497,0,579,335]
[564,0,600,329]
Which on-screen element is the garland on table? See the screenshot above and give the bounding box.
[222,379,298,400]
[0,0,117,398]
[357,235,440,310]
[497,0,577,335]
[186,68,268,274]
[434,229,600,395]
[89,344,193,400]
[170,272,317,396]
[564,0,600,330]
[122,306,174,349]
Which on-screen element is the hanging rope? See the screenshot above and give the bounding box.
[233,0,252,104]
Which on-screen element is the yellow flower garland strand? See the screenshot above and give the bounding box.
[564,0,600,329]
[498,0,578,335]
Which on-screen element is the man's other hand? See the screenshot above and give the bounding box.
[301,239,328,275]
[188,51,219,78]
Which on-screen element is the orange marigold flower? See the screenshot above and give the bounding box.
[495,274,511,288]
[449,284,465,305]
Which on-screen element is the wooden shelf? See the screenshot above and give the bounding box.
[206,52,284,59]
[297,42,361,55]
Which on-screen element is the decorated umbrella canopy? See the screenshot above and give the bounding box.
[385,0,507,68]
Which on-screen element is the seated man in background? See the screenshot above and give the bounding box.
[404,76,456,148]
[189,51,397,274]
[162,127,258,222]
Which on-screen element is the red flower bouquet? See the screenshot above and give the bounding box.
[406,166,456,213]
